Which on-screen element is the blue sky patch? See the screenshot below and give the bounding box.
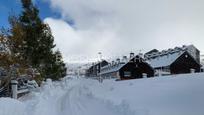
[0,0,60,28]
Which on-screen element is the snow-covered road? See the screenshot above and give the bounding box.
[0,77,134,115]
[1,73,204,115]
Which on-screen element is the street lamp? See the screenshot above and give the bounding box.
[98,52,102,83]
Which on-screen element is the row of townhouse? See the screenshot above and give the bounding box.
[85,45,203,80]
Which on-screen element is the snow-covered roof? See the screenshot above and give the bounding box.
[100,62,126,75]
[145,45,197,59]
[145,44,200,68]
[100,55,145,75]
[100,55,137,75]
[146,51,184,68]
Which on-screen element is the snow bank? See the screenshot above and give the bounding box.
[87,73,204,115]
[0,98,26,115]
[1,73,204,115]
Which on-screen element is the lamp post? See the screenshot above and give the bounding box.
[78,66,81,78]
[201,54,204,72]
[98,52,102,83]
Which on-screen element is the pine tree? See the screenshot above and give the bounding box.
[19,0,53,67]
[42,50,67,80]
[8,15,27,66]
[4,0,67,80]
[53,50,67,79]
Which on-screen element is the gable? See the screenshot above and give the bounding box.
[171,51,200,67]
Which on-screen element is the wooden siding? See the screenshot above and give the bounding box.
[119,56,154,80]
[170,52,201,74]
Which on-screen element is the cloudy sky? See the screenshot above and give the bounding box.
[1,0,204,62]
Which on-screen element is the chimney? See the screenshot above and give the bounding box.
[130,52,134,59]
[116,58,120,64]
[109,63,111,66]
[182,45,186,48]
[138,53,143,58]
[122,56,128,62]
[112,61,115,66]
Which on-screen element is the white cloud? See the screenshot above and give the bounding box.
[44,18,121,62]
[44,0,204,62]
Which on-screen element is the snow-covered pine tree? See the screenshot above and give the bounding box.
[19,0,66,79]
[4,0,66,80]
[0,32,13,69]
[7,15,27,66]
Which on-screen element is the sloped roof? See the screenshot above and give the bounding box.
[145,49,159,56]
[87,60,108,70]
[100,55,146,75]
[146,51,184,68]
[145,45,198,60]
[100,62,126,75]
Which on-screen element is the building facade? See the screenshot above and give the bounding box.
[85,60,109,77]
[145,45,201,75]
[100,54,154,80]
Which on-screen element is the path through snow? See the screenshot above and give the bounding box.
[1,73,204,115]
[0,77,135,115]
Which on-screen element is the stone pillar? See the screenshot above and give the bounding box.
[158,70,162,77]
[142,73,147,78]
[190,69,195,73]
[11,80,18,99]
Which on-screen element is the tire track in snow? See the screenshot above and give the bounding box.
[59,84,136,115]
[21,78,137,115]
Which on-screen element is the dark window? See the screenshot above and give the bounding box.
[124,71,131,77]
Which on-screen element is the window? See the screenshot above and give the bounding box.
[135,64,138,68]
[124,71,131,77]
[163,66,170,72]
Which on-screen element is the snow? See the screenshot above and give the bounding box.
[0,98,26,115]
[100,56,143,75]
[1,73,204,115]
[100,63,125,74]
[146,45,200,68]
[89,73,204,115]
[147,51,183,68]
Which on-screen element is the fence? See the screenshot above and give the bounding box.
[11,80,29,99]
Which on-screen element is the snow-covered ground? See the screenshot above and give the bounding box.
[1,73,204,115]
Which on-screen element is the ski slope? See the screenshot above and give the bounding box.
[1,73,204,115]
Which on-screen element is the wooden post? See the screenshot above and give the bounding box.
[11,80,18,99]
